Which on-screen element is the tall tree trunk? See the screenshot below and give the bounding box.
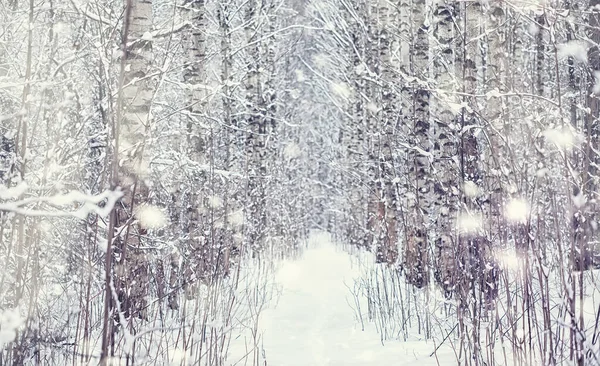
[347,2,368,249]
[245,0,267,255]
[404,0,431,287]
[115,0,153,323]
[431,0,458,294]
[483,0,507,257]
[182,0,209,298]
[581,0,600,270]
[263,0,278,252]
[102,0,153,362]
[460,0,497,304]
[218,1,236,279]
[373,0,398,264]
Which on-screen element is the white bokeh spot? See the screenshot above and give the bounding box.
[330,81,352,100]
[135,204,169,229]
[463,181,481,198]
[229,209,244,226]
[457,212,484,235]
[505,198,529,223]
[283,142,301,160]
[208,196,223,209]
[543,127,581,151]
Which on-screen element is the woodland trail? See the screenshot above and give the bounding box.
[254,232,453,366]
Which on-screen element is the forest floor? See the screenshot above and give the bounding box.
[229,232,455,366]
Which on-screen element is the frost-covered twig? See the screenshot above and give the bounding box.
[0,189,122,218]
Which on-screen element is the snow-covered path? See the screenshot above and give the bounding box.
[257,232,452,366]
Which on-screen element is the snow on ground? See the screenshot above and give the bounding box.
[230,231,454,366]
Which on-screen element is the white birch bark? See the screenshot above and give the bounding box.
[115,0,153,320]
[403,0,431,287]
[245,0,267,254]
[372,0,398,264]
[181,0,209,298]
[432,0,458,293]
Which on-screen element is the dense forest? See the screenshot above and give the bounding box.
[2,0,600,364]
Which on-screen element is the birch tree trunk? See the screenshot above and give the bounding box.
[245,0,267,254]
[218,1,236,278]
[365,3,380,255]
[581,0,600,270]
[114,0,153,322]
[483,0,506,253]
[263,0,278,252]
[102,0,153,362]
[431,0,458,294]
[369,0,398,264]
[181,0,209,298]
[460,0,498,305]
[348,2,368,249]
[403,0,431,287]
